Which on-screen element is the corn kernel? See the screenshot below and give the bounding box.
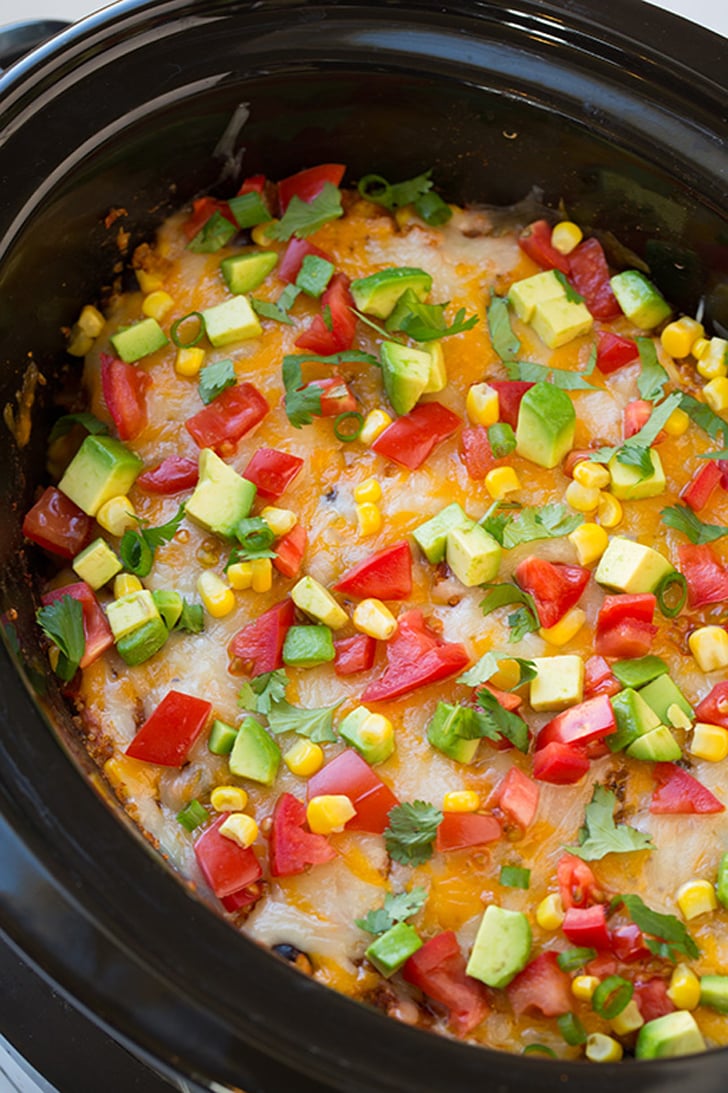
[696,337,728,380]
[676,879,718,920]
[360,409,393,446]
[692,337,711,361]
[113,573,143,599]
[211,786,248,812]
[251,557,273,593]
[489,657,522,691]
[356,502,382,537]
[142,290,174,321]
[395,207,419,229]
[663,406,690,437]
[572,975,599,1001]
[536,893,564,931]
[136,269,165,294]
[227,561,253,590]
[610,999,644,1035]
[585,1033,623,1063]
[667,964,701,1011]
[175,346,206,377]
[565,479,600,513]
[573,461,610,490]
[353,598,397,641]
[568,522,609,566]
[690,722,728,762]
[67,328,94,357]
[485,466,521,500]
[597,492,623,528]
[688,626,728,672]
[353,477,383,504]
[360,712,394,752]
[197,570,235,618]
[77,304,105,338]
[466,382,500,427]
[283,738,325,778]
[667,703,692,730]
[551,221,583,255]
[261,506,297,537]
[251,220,279,246]
[660,317,703,359]
[306,794,356,834]
[96,495,136,536]
[703,377,728,413]
[539,606,586,646]
[219,812,258,848]
[443,790,480,813]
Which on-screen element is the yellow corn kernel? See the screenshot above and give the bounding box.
[539,606,586,647]
[175,346,206,377]
[573,460,610,490]
[610,999,644,1036]
[572,975,600,1001]
[585,1033,623,1063]
[660,317,703,359]
[551,221,583,255]
[227,562,253,590]
[136,269,165,294]
[395,207,419,229]
[219,812,258,848]
[690,722,728,762]
[676,879,718,921]
[251,220,279,246]
[360,712,394,752]
[489,657,521,691]
[261,506,297,537]
[485,466,521,500]
[703,377,728,413]
[251,558,273,593]
[466,382,500,427]
[113,573,143,599]
[353,477,383,504]
[568,522,609,566]
[597,492,623,528]
[67,329,94,357]
[536,893,565,931]
[283,738,325,778]
[688,625,728,672]
[142,290,174,321]
[77,304,105,338]
[356,502,382,537]
[360,409,393,446]
[667,964,701,1011]
[306,794,356,835]
[353,598,397,641]
[692,337,711,361]
[96,495,136,536]
[443,790,480,813]
[197,570,235,618]
[565,479,600,513]
[211,786,248,812]
[696,337,728,380]
[663,406,690,437]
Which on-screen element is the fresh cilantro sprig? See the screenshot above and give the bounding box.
[358,170,434,212]
[251,285,301,325]
[267,699,341,743]
[281,356,323,428]
[471,690,529,752]
[482,501,583,549]
[589,391,682,479]
[554,270,585,304]
[680,393,728,445]
[636,337,669,402]
[48,412,108,445]
[355,887,428,935]
[697,449,728,460]
[457,650,536,689]
[566,785,654,861]
[198,359,236,405]
[386,294,478,342]
[268,183,343,241]
[660,504,728,544]
[283,350,380,369]
[487,295,521,360]
[480,582,540,642]
[613,893,699,962]
[120,503,186,577]
[238,669,289,715]
[507,606,539,643]
[504,348,597,391]
[384,801,443,866]
[36,594,85,682]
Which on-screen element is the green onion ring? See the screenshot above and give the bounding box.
[591,975,633,1020]
[655,571,688,618]
[334,411,364,443]
[357,174,393,208]
[523,1044,557,1058]
[171,311,206,348]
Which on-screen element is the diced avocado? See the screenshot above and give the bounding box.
[610,271,671,330]
[530,655,584,712]
[229,715,281,785]
[380,340,431,415]
[595,536,674,594]
[508,270,565,323]
[625,724,681,761]
[208,718,238,756]
[72,537,122,590]
[466,905,532,988]
[291,576,348,629]
[365,922,422,977]
[282,624,335,667]
[296,254,335,298]
[110,317,168,362]
[446,523,501,587]
[413,503,474,564]
[186,449,257,539]
[699,974,728,1013]
[202,295,262,347]
[635,1011,706,1059]
[384,288,420,333]
[338,705,395,765]
[427,701,479,764]
[58,435,143,517]
[638,674,693,724]
[350,267,432,319]
[220,251,278,294]
[106,589,160,641]
[151,589,183,629]
[608,448,666,500]
[515,382,576,469]
[422,341,446,394]
[608,687,661,752]
[716,852,728,909]
[116,616,168,666]
[530,296,593,349]
[612,655,668,690]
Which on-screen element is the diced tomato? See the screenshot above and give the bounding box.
[278,238,334,284]
[514,556,590,629]
[623,399,665,442]
[136,456,199,494]
[295,273,356,355]
[220,884,262,914]
[243,448,304,500]
[402,931,490,1035]
[306,749,399,834]
[228,599,295,675]
[126,690,212,766]
[633,978,676,1022]
[273,524,308,579]
[609,923,650,963]
[650,762,724,814]
[460,426,500,480]
[300,376,358,417]
[373,402,462,471]
[194,813,262,898]
[595,330,638,374]
[584,655,621,698]
[596,617,657,659]
[185,383,269,454]
[41,581,113,668]
[532,742,590,785]
[567,238,621,320]
[536,695,617,751]
[557,854,602,911]
[268,792,337,877]
[695,681,728,729]
[496,767,539,829]
[681,461,722,512]
[598,593,656,629]
[100,353,151,441]
[435,812,502,852]
[277,164,345,213]
[679,543,728,607]
[183,196,234,241]
[563,904,611,950]
[333,633,377,676]
[518,220,570,275]
[362,609,469,703]
[334,542,412,601]
[237,174,266,195]
[506,952,572,1017]
[489,381,534,430]
[585,953,620,979]
[23,487,94,559]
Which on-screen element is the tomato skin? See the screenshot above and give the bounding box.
[489,381,534,429]
[41,581,113,668]
[268,792,336,877]
[460,426,501,480]
[136,456,199,494]
[633,977,676,1022]
[584,655,621,698]
[518,220,570,274]
[273,524,307,579]
[100,353,151,441]
[278,238,334,283]
[609,923,650,963]
[237,174,266,195]
[242,448,304,500]
[333,633,377,676]
[362,609,469,703]
[695,681,728,729]
[536,694,617,751]
[277,163,345,212]
[514,556,590,629]
[185,383,269,454]
[596,330,638,373]
[563,904,611,950]
[557,853,602,910]
[402,931,490,1035]
[126,690,212,766]
[679,543,728,607]
[304,377,357,417]
[306,749,399,834]
[496,766,540,828]
[334,541,412,601]
[435,812,502,852]
[23,486,94,559]
[650,762,725,814]
[598,593,656,628]
[532,742,590,785]
[194,813,263,898]
[595,617,657,659]
[228,599,295,675]
[567,238,621,320]
[507,952,573,1017]
[373,402,461,471]
[220,884,262,913]
[295,273,356,355]
[681,461,722,512]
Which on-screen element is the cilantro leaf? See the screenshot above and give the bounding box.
[457,650,536,689]
[174,599,204,634]
[472,689,529,751]
[660,504,728,544]
[282,350,380,369]
[589,391,682,472]
[553,270,585,304]
[267,699,341,742]
[358,170,433,211]
[281,356,323,428]
[697,449,728,460]
[355,887,428,935]
[487,295,521,360]
[387,295,478,342]
[480,582,540,642]
[566,785,654,861]
[504,355,597,391]
[251,285,300,325]
[120,503,186,577]
[498,503,583,549]
[680,393,728,445]
[384,801,443,866]
[198,359,236,405]
[636,337,669,402]
[48,412,108,444]
[141,503,186,552]
[269,183,343,241]
[237,669,289,716]
[614,442,655,478]
[507,606,540,643]
[614,893,699,962]
[36,594,85,682]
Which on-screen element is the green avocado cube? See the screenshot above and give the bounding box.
[612,655,668,690]
[508,270,565,323]
[208,718,238,756]
[530,655,584,712]
[220,251,278,295]
[635,1011,706,1058]
[365,922,423,977]
[608,448,666,500]
[530,296,593,349]
[202,295,262,347]
[608,687,661,752]
[699,975,728,1013]
[350,267,432,319]
[116,616,168,666]
[595,536,674,594]
[110,317,169,363]
[380,340,431,415]
[229,716,281,785]
[466,905,532,988]
[338,705,394,765]
[291,576,348,629]
[446,523,501,587]
[426,701,479,764]
[422,341,447,393]
[610,271,671,330]
[58,435,143,517]
[106,589,160,641]
[282,624,335,667]
[185,449,256,539]
[413,503,474,564]
[625,724,681,761]
[151,589,184,630]
[638,674,693,724]
[515,382,576,469]
[716,853,728,909]
[72,538,122,590]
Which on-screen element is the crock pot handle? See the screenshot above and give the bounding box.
[0,20,69,71]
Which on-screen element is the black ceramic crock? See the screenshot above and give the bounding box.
[0,2,727,1090]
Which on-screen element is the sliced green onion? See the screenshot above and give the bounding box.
[177,798,208,832]
[655,571,687,618]
[523,1044,557,1058]
[171,311,206,348]
[236,517,275,553]
[499,865,530,889]
[556,947,597,973]
[120,530,153,578]
[488,422,517,458]
[557,1012,587,1046]
[334,411,364,443]
[591,975,633,1020]
[414,191,452,226]
[358,174,393,208]
[228,191,270,229]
